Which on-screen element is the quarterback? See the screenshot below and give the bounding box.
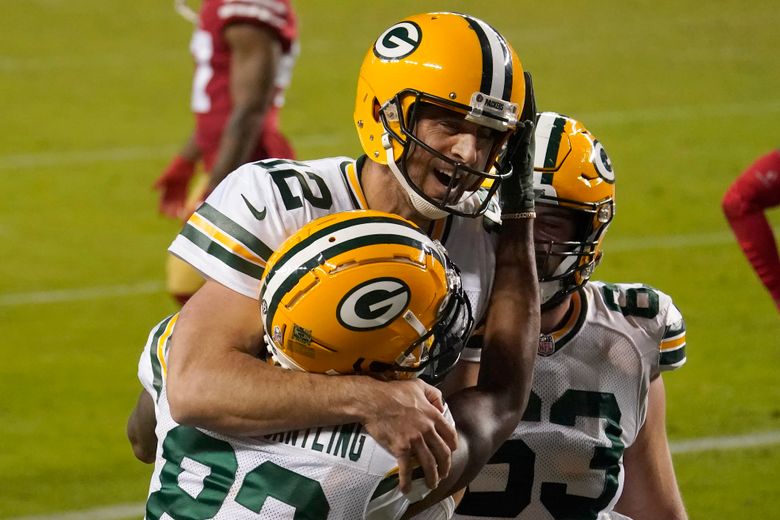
[452,113,688,520]
[132,11,540,495]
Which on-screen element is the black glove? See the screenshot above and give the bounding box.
[500,71,537,216]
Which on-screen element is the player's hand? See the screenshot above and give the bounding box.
[500,71,536,216]
[361,378,457,493]
[154,155,196,219]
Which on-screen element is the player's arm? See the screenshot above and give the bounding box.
[165,278,458,491]
[722,150,780,311]
[205,23,281,192]
[126,389,157,464]
[154,134,201,219]
[614,376,687,520]
[405,73,540,515]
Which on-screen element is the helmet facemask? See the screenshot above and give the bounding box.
[531,111,616,310]
[378,91,515,219]
[362,247,474,380]
[535,199,613,310]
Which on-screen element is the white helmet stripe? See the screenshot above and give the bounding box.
[533,112,568,170]
[463,15,511,99]
[263,220,436,324]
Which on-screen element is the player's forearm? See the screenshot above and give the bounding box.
[479,218,539,423]
[420,219,539,504]
[207,105,266,190]
[127,390,157,463]
[725,210,780,300]
[167,349,383,435]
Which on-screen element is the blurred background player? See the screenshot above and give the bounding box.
[154,0,298,305]
[451,112,688,520]
[722,149,780,313]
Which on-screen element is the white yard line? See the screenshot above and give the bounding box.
[670,429,780,454]
[4,430,779,520]
[4,226,780,307]
[2,100,779,171]
[0,134,343,171]
[0,282,163,306]
[2,503,145,520]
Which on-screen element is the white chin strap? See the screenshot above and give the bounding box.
[539,280,564,306]
[539,254,578,306]
[384,135,451,220]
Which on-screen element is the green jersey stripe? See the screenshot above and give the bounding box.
[370,466,425,501]
[663,319,687,339]
[660,345,686,366]
[551,286,589,352]
[196,203,274,261]
[370,474,399,500]
[181,224,265,280]
[339,160,362,209]
[149,315,174,402]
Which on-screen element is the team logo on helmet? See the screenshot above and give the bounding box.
[373,21,422,60]
[337,277,410,331]
[592,141,615,183]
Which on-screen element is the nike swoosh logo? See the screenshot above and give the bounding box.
[242,194,267,220]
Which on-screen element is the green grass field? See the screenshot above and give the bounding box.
[1,0,779,518]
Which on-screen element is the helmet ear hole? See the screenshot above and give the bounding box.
[372,98,381,122]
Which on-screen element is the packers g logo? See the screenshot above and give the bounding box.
[337,277,410,331]
[373,21,421,60]
[593,140,615,183]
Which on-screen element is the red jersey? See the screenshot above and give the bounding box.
[722,149,780,310]
[190,0,298,169]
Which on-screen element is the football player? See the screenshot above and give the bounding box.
[153,0,298,305]
[450,113,688,520]
[722,149,780,313]
[131,12,540,496]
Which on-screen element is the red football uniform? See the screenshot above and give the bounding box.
[722,149,780,310]
[190,0,297,170]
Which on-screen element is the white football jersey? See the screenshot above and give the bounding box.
[453,282,687,520]
[168,156,498,324]
[138,314,447,519]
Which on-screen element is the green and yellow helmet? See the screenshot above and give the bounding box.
[533,111,616,308]
[354,12,526,218]
[260,210,473,379]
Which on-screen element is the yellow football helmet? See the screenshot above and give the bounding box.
[259,210,473,379]
[532,112,616,308]
[354,12,526,219]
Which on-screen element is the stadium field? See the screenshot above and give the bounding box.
[1,0,778,518]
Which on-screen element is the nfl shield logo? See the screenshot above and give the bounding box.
[273,326,283,344]
[538,334,555,357]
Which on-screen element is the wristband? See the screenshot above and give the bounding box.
[502,211,536,220]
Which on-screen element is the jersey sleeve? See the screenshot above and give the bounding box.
[404,497,456,520]
[658,293,687,372]
[137,314,179,402]
[459,326,485,363]
[168,160,318,298]
[213,0,297,51]
[364,407,455,520]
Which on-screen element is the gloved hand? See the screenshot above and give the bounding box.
[500,71,537,217]
[153,155,197,219]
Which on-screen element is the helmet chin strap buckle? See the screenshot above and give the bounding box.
[381,132,393,150]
